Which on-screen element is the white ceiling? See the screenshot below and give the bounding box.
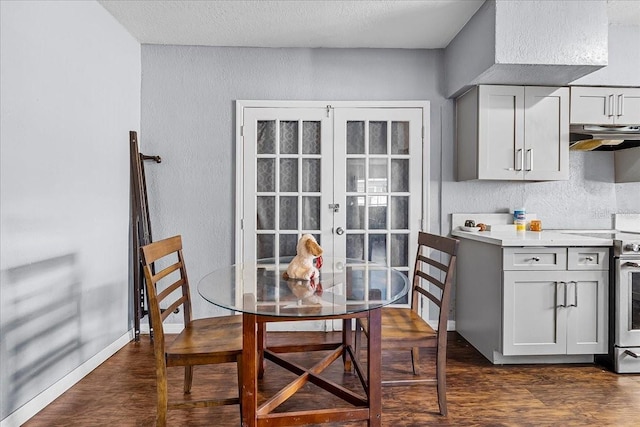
[98,0,640,49]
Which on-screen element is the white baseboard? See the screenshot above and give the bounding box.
[427,319,456,331]
[139,322,184,334]
[0,330,133,427]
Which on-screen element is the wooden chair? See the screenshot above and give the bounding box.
[357,231,459,416]
[140,235,242,426]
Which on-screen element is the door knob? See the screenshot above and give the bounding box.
[335,227,345,235]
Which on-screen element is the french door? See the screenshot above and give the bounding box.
[236,101,429,329]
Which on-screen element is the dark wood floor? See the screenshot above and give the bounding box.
[24,331,640,426]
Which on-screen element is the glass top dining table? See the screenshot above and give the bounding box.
[197,256,410,317]
[197,256,410,427]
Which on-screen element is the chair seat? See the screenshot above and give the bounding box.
[361,307,437,350]
[167,315,243,366]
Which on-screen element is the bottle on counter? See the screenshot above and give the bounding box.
[514,208,526,232]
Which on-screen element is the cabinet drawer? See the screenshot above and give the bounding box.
[503,248,567,270]
[567,247,609,270]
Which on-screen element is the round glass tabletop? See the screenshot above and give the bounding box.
[197,257,410,317]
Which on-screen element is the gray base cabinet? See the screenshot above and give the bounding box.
[456,239,609,364]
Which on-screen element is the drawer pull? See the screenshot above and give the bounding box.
[624,350,639,358]
[585,256,594,261]
[531,257,540,262]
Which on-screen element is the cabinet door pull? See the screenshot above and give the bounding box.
[608,94,614,118]
[618,94,624,117]
[515,149,523,171]
[567,281,578,307]
[624,350,639,358]
[558,281,567,308]
[526,149,533,171]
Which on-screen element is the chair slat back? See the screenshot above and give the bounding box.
[411,232,459,334]
[140,235,193,352]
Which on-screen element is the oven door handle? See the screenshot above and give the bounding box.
[622,262,640,268]
[624,350,639,358]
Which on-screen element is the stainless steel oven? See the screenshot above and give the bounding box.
[613,236,640,373]
[583,214,640,373]
[608,214,640,373]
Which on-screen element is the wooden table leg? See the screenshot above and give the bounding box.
[242,313,257,427]
[367,308,382,427]
[342,318,353,372]
[257,321,266,379]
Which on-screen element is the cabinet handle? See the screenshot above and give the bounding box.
[585,256,594,261]
[618,94,624,117]
[515,149,523,171]
[557,281,567,308]
[624,350,639,358]
[567,281,578,307]
[525,149,533,171]
[608,94,614,117]
[531,257,540,262]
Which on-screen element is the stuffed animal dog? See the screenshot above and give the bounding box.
[283,234,324,281]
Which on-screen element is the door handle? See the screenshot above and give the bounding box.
[526,149,533,171]
[335,226,345,235]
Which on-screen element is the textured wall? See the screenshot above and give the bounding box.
[141,45,640,326]
[445,0,609,97]
[572,24,640,86]
[494,0,608,66]
[442,150,630,231]
[444,0,497,97]
[0,1,140,421]
[141,46,447,318]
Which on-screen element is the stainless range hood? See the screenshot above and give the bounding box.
[570,125,640,151]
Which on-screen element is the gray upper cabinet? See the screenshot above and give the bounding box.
[457,85,569,181]
[570,86,640,125]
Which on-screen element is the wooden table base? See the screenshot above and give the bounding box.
[242,309,382,427]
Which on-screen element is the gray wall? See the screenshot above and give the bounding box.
[141,45,640,322]
[0,1,140,421]
[573,24,640,86]
[141,46,447,317]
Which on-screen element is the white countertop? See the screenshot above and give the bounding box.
[451,229,613,247]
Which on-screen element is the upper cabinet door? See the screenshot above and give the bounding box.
[477,85,525,180]
[457,85,568,181]
[570,86,640,125]
[524,87,569,181]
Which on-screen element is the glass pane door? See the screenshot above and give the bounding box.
[242,108,333,264]
[240,103,426,330]
[334,108,424,306]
